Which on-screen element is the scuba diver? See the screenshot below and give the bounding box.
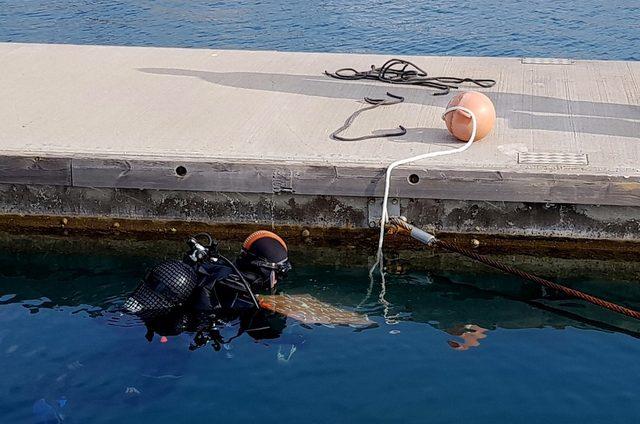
[123,230,293,351]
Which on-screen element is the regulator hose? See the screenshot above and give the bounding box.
[218,254,260,309]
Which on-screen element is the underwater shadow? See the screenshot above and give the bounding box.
[139,68,640,139]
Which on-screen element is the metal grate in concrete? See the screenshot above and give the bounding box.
[521,57,575,65]
[518,152,588,165]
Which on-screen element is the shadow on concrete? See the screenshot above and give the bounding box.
[139,68,640,139]
[392,127,455,144]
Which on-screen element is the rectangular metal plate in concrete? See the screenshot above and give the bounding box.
[367,199,400,227]
[521,57,575,65]
[518,152,589,166]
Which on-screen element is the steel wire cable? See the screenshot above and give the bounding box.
[387,217,640,321]
[434,239,640,321]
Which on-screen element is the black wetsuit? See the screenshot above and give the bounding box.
[143,261,285,350]
[189,261,269,312]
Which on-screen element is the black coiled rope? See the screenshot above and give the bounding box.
[331,92,407,141]
[325,58,496,96]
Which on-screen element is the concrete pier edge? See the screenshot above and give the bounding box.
[1,43,638,246]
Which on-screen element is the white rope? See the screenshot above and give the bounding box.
[372,105,479,272]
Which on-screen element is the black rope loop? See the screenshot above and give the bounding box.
[331,92,407,142]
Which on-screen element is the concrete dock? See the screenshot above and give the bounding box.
[0,43,639,244]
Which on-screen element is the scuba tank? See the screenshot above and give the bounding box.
[123,234,217,318]
[123,233,260,318]
[122,260,198,318]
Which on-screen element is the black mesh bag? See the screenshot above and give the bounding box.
[123,260,198,318]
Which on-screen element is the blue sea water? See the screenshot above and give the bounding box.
[0,0,638,60]
[1,2,640,422]
[1,236,640,423]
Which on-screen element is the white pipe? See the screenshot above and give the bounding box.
[373,106,478,269]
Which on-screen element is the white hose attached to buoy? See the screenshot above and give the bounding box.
[372,106,478,271]
[358,105,478,318]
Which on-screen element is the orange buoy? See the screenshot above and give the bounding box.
[443,91,496,142]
